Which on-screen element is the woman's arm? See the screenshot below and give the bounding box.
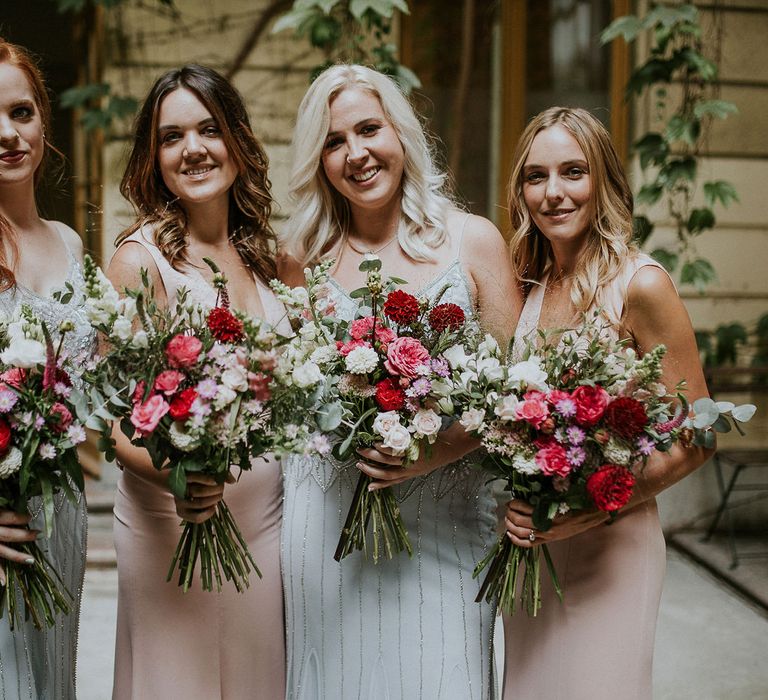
[0,510,38,583]
[505,265,714,548]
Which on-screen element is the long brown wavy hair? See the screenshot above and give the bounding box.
[507,106,636,316]
[118,64,276,284]
[0,39,55,290]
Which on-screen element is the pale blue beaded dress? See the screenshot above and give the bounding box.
[0,230,93,700]
[281,257,498,700]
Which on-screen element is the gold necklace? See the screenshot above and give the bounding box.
[345,232,399,256]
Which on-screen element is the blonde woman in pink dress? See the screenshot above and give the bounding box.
[501,107,713,700]
[107,65,286,699]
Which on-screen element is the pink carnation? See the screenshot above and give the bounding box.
[130,394,170,437]
[384,336,430,379]
[535,443,571,477]
[165,334,202,369]
[339,339,371,357]
[49,402,73,433]
[349,317,397,344]
[515,398,550,430]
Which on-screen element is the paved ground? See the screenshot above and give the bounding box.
[76,545,768,700]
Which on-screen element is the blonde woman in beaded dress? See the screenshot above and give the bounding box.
[0,39,93,699]
[107,65,287,699]
[500,107,713,700]
[278,64,520,700]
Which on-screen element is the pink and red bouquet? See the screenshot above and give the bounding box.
[272,255,477,562]
[83,256,304,592]
[0,307,89,629]
[448,314,755,615]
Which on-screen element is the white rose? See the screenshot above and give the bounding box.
[507,359,549,392]
[459,408,485,432]
[0,337,47,368]
[443,344,470,370]
[131,330,149,349]
[214,385,237,409]
[0,447,23,479]
[381,422,412,455]
[410,408,442,442]
[477,357,504,382]
[292,360,323,388]
[494,395,520,422]
[112,317,133,342]
[372,411,402,438]
[458,369,479,389]
[221,366,249,393]
[344,346,379,374]
[477,334,500,358]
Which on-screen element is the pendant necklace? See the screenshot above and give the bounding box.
[345,231,399,256]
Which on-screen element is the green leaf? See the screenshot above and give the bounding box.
[703,181,739,208]
[681,48,718,81]
[633,132,668,169]
[167,463,187,500]
[358,257,382,272]
[177,456,206,473]
[108,95,139,119]
[350,0,408,20]
[626,59,675,95]
[349,287,369,299]
[714,322,748,364]
[687,208,715,234]
[636,184,664,206]
[650,248,679,272]
[665,115,700,146]
[394,64,421,92]
[272,7,320,34]
[680,258,717,290]
[694,99,738,120]
[60,83,110,109]
[633,215,654,245]
[659,157,696,186]
[601,15,644,43]
[316,401,344,432]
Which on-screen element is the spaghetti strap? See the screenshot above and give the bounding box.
[456,212,472,256]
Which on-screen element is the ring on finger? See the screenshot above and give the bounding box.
[528,529,536,542]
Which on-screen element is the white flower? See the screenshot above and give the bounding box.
[112,317,133,342]
[409,408,442,442]
[299,324,318,341]
[372,411,401,438]
[476,357,504,382]
[221,366,249,393]
[443,344,471,370]
[477,334,500,358]
[512,453,539,475]
[292,360,324,388]
[38,443,57,460]
[436,397,455,415]
[0,337,47,368]
[66,424,87,445]
[344,346,379,374]
[494,395,520,422]
[507,359,549,392]
[169,421,200,452]
[307,433,331,455]
[131,330,149,349]
[557,503,570,515]
[118,296,137,319]
[381,422,412,455]
[213,386,237,409]
[459,408,485,432]
[603,438,632,466]
[310,344,339,366]
[0,447,22,479]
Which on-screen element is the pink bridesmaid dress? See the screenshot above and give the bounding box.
[111,229,287,699]
[502,253,669,700]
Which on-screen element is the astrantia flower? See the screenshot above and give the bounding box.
[406,377,432,398]
[38,443,57,460]
[196,378,219,400]
[566,445,586,467]
[345,346,379,374]
[428,303,465,333]
[207,306,244,343]
[430,357,450,377]
[0,389,18,413]
[66,424,87,445]
[53,381,72,399]
[566,425,586,445]
[636,435,655,456]
[383,289,420,325]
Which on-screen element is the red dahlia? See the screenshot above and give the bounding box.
[428,303,465,333]
[207,307,244,343]
[586,465,635,512]
[383,290,420,325]
[603,397,648,438]
[375,378,406,411]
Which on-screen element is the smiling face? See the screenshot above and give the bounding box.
[320,87,405,215]
[522,124,593,254]
[156,87,237,208]
[0,62,44,189]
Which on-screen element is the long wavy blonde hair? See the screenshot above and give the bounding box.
[281,64,454,265]
[117,64,276,284]
[508,107,637,316]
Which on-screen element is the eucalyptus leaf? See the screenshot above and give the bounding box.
[167,464,187,500]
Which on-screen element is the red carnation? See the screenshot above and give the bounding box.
[572,384,609,426]
[0,418,11,454]
[375,378,406,411]
[603,397,648,438]
[49,403,73,433]
[428,303,465,333]
[383,290,420,325]
[207,307,244,343]
[586,465,635,512]
[169,388,198,422]
[132,380,148,405]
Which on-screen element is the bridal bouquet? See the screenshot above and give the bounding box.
[82,256,304,592]
[272,255,476,562]
[0,307,89,629]
[449,314,756,616]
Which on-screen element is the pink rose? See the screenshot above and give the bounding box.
[153,370,185,396]
[49,402,73,433]
[384,337,430,379]
[515,398,550,430]
[165,335,202,369]
[535,443,571,477]
[572,385,609,426]
[130,394,170,437]
[248,371,272,402]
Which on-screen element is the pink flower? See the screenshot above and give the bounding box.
[339,339,371,357]
[535,443,571,477]
[349,317,396,344]
[384,336,430,378]
[130,395,170,437]
[515,398,550,430]
[572,385,609,426]
[153,370,186,396]
[165,335,203,369]
[0,368,26,388]
[49,403,73,433]
[248,372,272,402]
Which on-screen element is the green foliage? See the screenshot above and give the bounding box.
[601,4,740,290]
[60,84,138,133]
[273,0,419,93]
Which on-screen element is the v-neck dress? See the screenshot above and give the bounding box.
[111,228,288,699]
[502,253,668,700]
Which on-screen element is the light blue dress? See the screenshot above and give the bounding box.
[0,235,93,700]
[281,258,498,700]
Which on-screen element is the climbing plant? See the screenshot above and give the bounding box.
[601,3,738,291]
[273,0,419,92]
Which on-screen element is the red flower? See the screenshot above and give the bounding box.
[132,380,148,405]
[603,397,648,438]
[586,465,635,512]
[165,335,203,369]
[169,388,198,422]
[207,307,244,343]
[383,290,420,325]
[0,368,27,389]
[375,378,406,411]
[428,303,465,333]
[535,443,571,477]
[0,418,11,454]
[572,385,609,426]
[49,403,73,433]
